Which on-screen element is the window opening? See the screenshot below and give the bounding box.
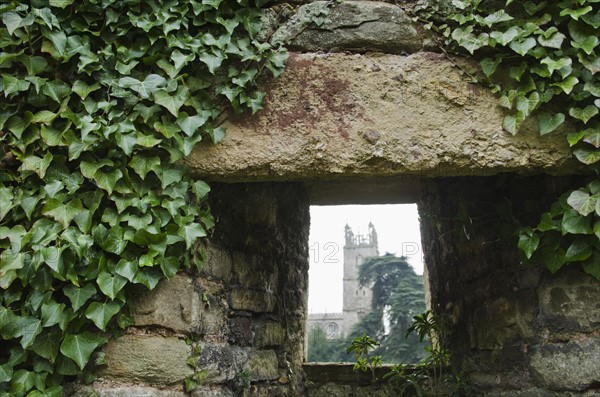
[306,204,427,364]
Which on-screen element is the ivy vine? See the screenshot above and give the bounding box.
[417,0,600,280]
[0,0,286,395]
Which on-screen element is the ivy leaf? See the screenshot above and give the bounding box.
[582,253,600,280]
[538,112,565,135]
[94,168,123,195]
[49,0,75,8]
[480,57,502,77]
[199,51,226,74]
[21,152,53,178]
[2,12,27,35]
[582,127,600,148]
[42,198,84,229]
[119,74,167,99]
[569,105,598,124]
[153,86,189,116]
[99,226,127,255]
[97,272,127,300]
[582,12,600,29]
[540,57,571,76]
[85,301,122,331]
[0,363,13,383]
[537,31,566,49]
[567,190,597,216]
[565,239,592,262]
[552,76,579,94]
[540,246,566,274]
[561,208,592,234]
[132,268,162,289]
[42,80,71,103]
[115,260,138,282]
[502,115,518,135]
[178,222,207,249]
[518,228,539,259]
[72,80,100,100]
[0,187,14,221]
[114,132,137,156]
[578,52,600,75]
[560,6,592,20]
[509,37,537,56]
[63,283,97,311]
[60,332,104,370]
[203,0,224,10]
[129,154,161,179]
[481,10,513,26]
[490,27,520,46]
[15,317,42,349]
[41,302,66,328]
[574,146,600,165]
[177,111,211,136]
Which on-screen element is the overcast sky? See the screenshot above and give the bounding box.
[308,204,423,313]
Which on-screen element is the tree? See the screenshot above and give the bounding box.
[306,326,352,362]
[353,253,428,363]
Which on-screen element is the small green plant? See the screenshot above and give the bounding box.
[384,311,470,397]
[184,337,207,393]
[346,332,383,383]
[234,369,252,391]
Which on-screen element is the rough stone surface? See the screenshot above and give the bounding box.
[99,336,192,385]
[256,322,286,347]
[271,1,433,54]
[130,274,200,333]
[530,337,600,391]
[538,269,600,332]
[186,52,579,182]
[229,288,277,313]
[247,349,280,381]
[71,385,187,397]
[198,344,249,384]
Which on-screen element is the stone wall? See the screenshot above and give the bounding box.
[71,1,600,396]
[74,183,310,396]
[419,175,600,396]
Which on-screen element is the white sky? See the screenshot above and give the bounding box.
[308,204,423,313]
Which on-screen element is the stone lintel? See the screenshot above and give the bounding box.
[186,52,580,183]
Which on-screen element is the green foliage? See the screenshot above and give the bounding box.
[184,339,206,393]
[0,0,286,395]
[384,311,469,397]
[306,254,427,364]
[419,0,600,279]
[357,254,428,363]
[306,326,353,363]
[346,332,382,383]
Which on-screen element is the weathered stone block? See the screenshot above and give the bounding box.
[229,288,276,313]
[538,270,600,331]
[187,53,577,182]
[131,274,200,333]
[530,337,600,391]
[247,349,279,381]
[473,296,534,350]
[72,385,187,397]
[202,242,233,280]
[99,335,193,385]
[229,316,255,346]
[256,322,286,347]
[198,345,249,384]
[191,386,235,397]
[272,1,431,54]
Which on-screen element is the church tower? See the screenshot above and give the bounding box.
[341,222,378,335]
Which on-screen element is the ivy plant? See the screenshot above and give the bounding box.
[417,0,600,279]
[0,0,286,395]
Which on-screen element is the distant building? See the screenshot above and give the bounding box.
[307,223,378,338]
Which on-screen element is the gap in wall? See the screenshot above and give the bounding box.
[306,203,427,363]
